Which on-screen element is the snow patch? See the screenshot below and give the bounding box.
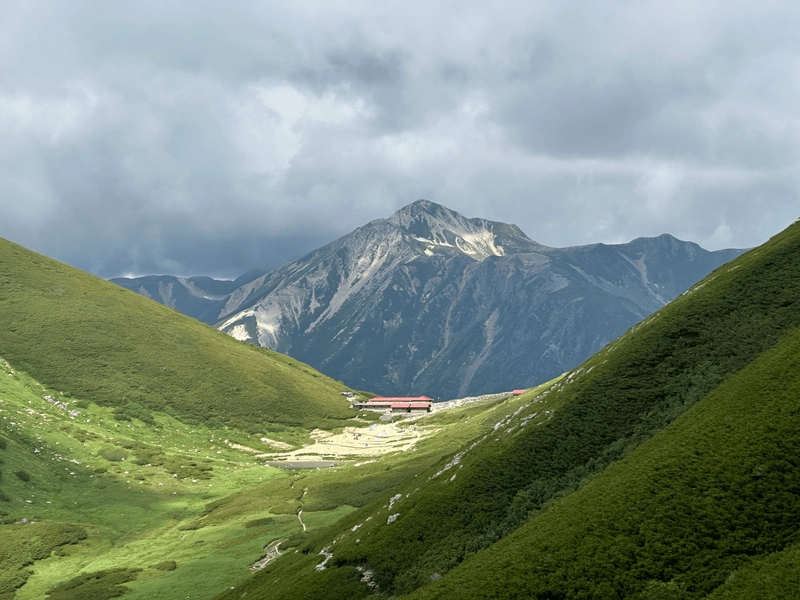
[228,324,251,342]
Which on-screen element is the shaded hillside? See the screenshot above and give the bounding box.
[216,219,800,599]
[412,326,800,598]
[0,238,354,430]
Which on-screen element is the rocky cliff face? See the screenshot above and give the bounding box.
[114,200,743,398]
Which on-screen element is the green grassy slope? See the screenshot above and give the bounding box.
[411,325,800,599]
[217,220,800,599]
[0,237,354,430]
[0,359,294,599]
[1,342,524,599]
[0,353,507,600]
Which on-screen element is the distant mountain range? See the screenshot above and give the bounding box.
[113,200,744,398]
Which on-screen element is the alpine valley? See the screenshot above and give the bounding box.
[0,215,798,600]
[114,200,744,399]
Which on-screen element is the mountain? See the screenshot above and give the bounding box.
[0,237,354,430]
[110,269,268,323]
[216,218,800,599]
[165,200,742,399]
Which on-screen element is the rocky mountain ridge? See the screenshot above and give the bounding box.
[114,200,744,398]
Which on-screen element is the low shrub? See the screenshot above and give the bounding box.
[45,567,142,600]
[161,457,213,480]
[268,502,302,515]
[133,449,165,466]
[14,470,30,482]
[99,448,128,462]
[243,517,275,529]
[150,560,177,572]
[113,402,156,426]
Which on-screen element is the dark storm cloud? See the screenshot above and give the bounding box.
[0,1,798,278]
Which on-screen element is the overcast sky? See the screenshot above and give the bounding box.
[1,1,798,278]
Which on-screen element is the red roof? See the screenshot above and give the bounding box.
[390,402,431,409]
[512,389,528,395]
[370,396,432,402]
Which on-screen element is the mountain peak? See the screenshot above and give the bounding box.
[388,199,465,230]
[387,199,539,260]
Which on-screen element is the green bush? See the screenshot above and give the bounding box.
[243,517,275,529]
[14,470,30,482]
[161,457,212,480]
[0,438,6,450]
[98,448,128,462]
[150,560,177,572]
[45,568,141,600]
[113,402,156,426]
[1,522,87,596]
[132,449,164,466]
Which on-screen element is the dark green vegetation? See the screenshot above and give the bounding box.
[0,237,354,431]
[218,220,800,599]
[45,568,141,600]
[0,522,86,599]
[413,326,800,599]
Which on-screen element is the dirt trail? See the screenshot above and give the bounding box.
[251,539,283,571]
[297,487,308,532]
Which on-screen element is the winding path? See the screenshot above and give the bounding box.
[297,487,308,532]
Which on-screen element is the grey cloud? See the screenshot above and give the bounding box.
[0,1,798,279]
